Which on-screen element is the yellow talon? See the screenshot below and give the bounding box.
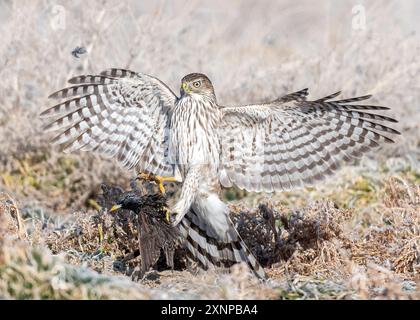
[137,172,152,181]
[156,176,178,194]
[137,172,178,194]
[158,180,166,194]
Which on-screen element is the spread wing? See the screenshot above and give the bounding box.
[41,68,177,176]
[219,89,400,192]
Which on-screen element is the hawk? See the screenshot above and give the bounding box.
[40,68,400,279]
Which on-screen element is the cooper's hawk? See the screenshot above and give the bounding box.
[41,69,399,279]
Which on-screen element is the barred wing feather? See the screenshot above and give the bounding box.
[41,69,178,176]
[219,90,400,192]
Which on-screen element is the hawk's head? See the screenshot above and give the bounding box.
[180,73,215,98]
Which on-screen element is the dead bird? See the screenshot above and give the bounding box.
[71,46,87,58]
[109,191,180,279]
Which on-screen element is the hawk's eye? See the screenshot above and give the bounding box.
[192,81,201,88]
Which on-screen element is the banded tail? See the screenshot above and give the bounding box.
[177,194,267,280]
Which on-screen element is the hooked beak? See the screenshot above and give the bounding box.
[109,204,122,212]
[181,82,190,95]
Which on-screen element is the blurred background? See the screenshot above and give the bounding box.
[0,0,419,300]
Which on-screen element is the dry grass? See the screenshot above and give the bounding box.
[1,177,418,299]
[0,0,419,299]
[0,194,277,299]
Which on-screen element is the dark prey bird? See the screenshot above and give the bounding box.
[109,191,179,278]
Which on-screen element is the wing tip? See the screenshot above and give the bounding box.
[42,123,54,132]
[47,92,57,99]
[384,136,396,143]
[39,110,51,118]
[315,90,342,102]
[359,94,373,100]
[300,87,309,95]
[67,76,79,84]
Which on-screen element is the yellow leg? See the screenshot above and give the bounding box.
[155,176,178,194]
[137,173,177,223]
[137,172,177,194]
[137,172,154,181]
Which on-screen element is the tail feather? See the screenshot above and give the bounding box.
[178,207,267,280]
